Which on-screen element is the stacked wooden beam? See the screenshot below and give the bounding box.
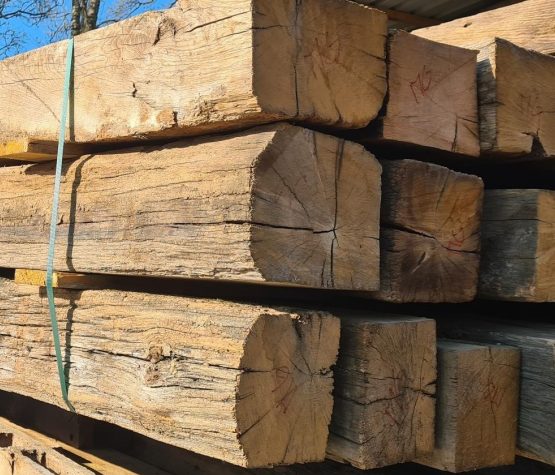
[0,0,388,149]
[0,0,389,469]
[0,277,344,467]
[327,315,436,469]
[355,30,480,156]
[479,189,555,302]
[374,159,483,303]
[414,0,555,55]
[413,0,555,304]
[410,2,555,473]
[0,0,553,474]
[438,317,555,468]
[415,1,555,160]
[416,340,520,472]
[0,124,382,289]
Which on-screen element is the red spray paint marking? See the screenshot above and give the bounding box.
[409,65,432,104]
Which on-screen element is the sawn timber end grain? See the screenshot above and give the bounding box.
[359,31,479,157]
[327,314,436,469]
[370,159,483,302]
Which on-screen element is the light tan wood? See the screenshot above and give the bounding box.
[360,31,479,156]
[0,124,381,290]
[0,0,387,148]
[0,139,129,163]
[0,449,61,475]
[417,19,555,158]
[414,0,555,55]
[15,269,116,289]
[479,189,555,302]
[370,159,483,302]
[326,315,436,469]
[416,340,520,473]
[0,417,171,475]
[0,277,340,467]
[0,423,95,475]
[0,139,92,162]
[474,39,555,158]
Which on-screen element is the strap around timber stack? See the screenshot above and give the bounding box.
[46,37,75,413]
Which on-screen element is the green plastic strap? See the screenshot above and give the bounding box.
[46,37,75,413]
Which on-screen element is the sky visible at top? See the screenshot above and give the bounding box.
[4,0,173,57]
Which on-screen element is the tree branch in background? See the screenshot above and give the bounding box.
[83,0,101,32]
[0,28,19,57]
[0,0,63,57]
[0,0,176,57]
[55,0,175,41]
[71,0,81,36]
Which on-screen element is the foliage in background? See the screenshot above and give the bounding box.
[0,0,175,58]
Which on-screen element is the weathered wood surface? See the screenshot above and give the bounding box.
[416,340,519,473]
[439,317,555,467]
[359,31,479,156]
[0,0,387,150]
[326,315,436,469]
[0,124,381,290]
[473,39,555,158]
[370,159,482,302]
[0,277,340,467]
[479,189,555,302]
[414,0,555,56]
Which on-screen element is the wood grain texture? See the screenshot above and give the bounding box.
[439,318,555,467]
[479,189,555,302]
[0,0,387,146]
[371,159,483,302]
[414,0,555,56]
[416,340,519,473]
[326,315,436,469]
[0,124,381,290]
[0,277,340,467]
[475,39,555,158]
[361,31,479,156]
